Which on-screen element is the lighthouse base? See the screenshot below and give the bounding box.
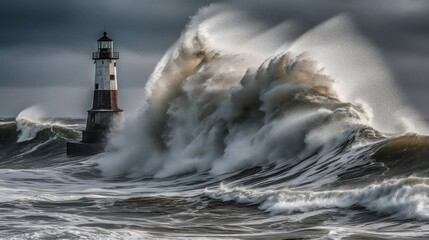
[66,141,106,156]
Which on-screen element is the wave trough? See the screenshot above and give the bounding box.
[1,3,429,239]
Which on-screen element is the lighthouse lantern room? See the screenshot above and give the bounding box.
[67,32,123,155]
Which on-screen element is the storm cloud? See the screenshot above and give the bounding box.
[0,0,428,116]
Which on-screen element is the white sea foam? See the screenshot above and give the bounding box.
[7,226,153,240]
[99,5,427,179]
[205,177,429,221]
[15,105,78,143]
[15,105,48,142]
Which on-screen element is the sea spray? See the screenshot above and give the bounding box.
[205,177,429,221]
[15,105,49,142]
[99,6,426,180]
[15,106,79,143]
[286,14,429,134]
[1,3,429,239]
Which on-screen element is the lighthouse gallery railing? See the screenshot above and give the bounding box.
[92,52,119,59]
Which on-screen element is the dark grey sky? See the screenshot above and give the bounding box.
[0,0,428,117]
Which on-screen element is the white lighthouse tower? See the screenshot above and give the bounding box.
[67,32,123,155]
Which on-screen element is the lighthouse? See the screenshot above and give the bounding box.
[67,32,123,155]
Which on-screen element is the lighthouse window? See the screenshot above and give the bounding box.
[100,41,111,49]
[114,62,116,67]
[95,84,99,89]
[110,75,115,80]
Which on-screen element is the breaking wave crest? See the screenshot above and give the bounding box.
[91,5,429,225]
[15,106,80,143]
[0,106,81,162]
[2,4,429,237]
[205,177,429,221]
[100,6,428,181]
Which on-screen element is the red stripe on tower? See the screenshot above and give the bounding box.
[67,32,124,155]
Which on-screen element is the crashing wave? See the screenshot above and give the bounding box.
[205,177,429,221]
[15,106,80,143]
[99,6,427,180]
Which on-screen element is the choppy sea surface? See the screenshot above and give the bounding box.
[1,117,429,240]
[3,4,429,240]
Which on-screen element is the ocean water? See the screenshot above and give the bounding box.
[2,5,429,240]
[2,118,429,240]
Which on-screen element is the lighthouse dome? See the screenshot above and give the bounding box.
[98,32,113,41]
[97,32,113,49]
